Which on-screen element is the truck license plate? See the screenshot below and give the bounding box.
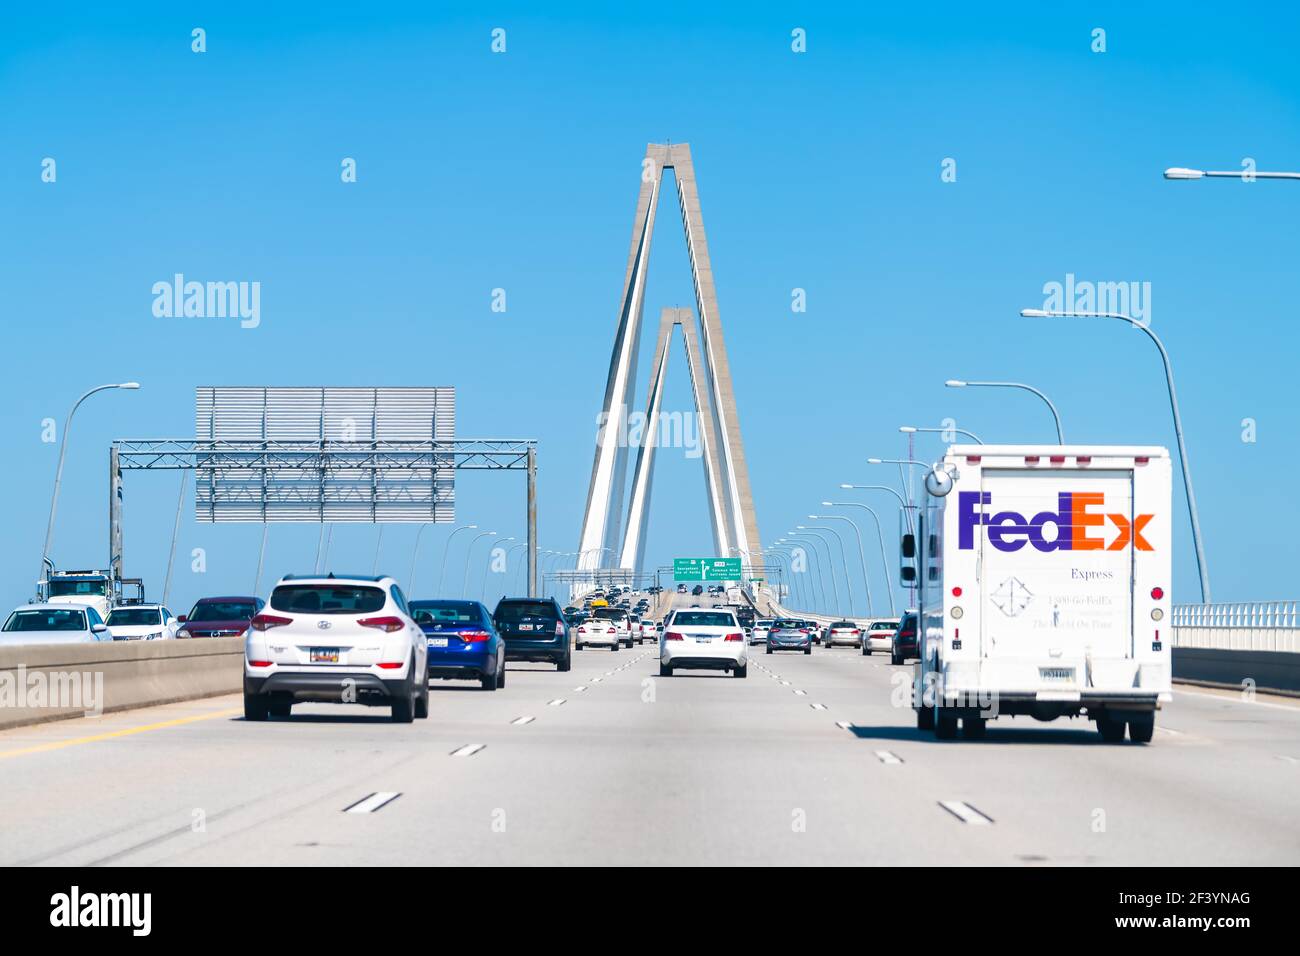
[1040,667,1074,681]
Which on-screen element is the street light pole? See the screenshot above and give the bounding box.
[794,528,841,614]
[38,382,141,594]
[816,512,878,616]
[1021,307,1211,602]
[946,379,1063,443]
[825,501,895,615]
[900,424,983,444]
[436,524,478,595]
[461,531,497,598]
[785,533,828,613]
[1165,166,1300,182]
[809,517,868,616]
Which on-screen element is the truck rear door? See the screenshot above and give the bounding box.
[978,468,1134,662]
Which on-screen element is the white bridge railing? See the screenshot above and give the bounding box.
[1172,602,1300,653]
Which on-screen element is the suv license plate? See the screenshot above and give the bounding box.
[310,648,340,663]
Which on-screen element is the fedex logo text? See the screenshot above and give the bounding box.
[958,491,1154,553]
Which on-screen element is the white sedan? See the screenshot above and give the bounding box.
[105,604,180,641]
[660,608,747,678]
[1,604,113,644]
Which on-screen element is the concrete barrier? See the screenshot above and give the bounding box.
[1172,647,1300,697]
[0,637,244,730]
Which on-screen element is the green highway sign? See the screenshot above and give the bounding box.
[674,557,742,581]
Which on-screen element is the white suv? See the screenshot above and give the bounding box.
[243,574,428,723]
[660,608,747,678]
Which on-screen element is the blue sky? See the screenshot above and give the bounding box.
[2,2,1298,614]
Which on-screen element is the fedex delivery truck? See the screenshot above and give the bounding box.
[905,446,1173,743]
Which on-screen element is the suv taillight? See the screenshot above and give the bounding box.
[555,621,564,636]
[358,616,405,633]
[250,614,291,631]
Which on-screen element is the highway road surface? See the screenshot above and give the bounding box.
[1,596,1297,865]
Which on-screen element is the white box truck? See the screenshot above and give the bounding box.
[905,445,1173,743]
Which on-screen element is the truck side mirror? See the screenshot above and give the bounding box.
[901,533,916,558]
[900,565,917,583]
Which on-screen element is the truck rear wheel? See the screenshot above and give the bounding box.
[1128,712,1155,743]
[1096,711,1126,743]
[917,703,934,731]
[934,707,958,740]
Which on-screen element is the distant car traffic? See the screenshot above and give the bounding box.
[242,574,429,722]
[691,585,704,596]
[825,620,863,648]
[863,619,899,656]
[179,596,264,639]
[749,619,773,645]
[494,597,572,671]
[766,619,812,654]
[891,612,919,665]
[798,619,823,644]
[1,604,112,644]
[410,599,506,690]
[105,604,180,641]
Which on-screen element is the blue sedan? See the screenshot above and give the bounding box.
[409,599,506,690]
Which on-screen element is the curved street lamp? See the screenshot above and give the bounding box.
[946,379,1063,444]
[1021,307,1210,602]
[824,501,895,615]
[900,424,983,444]
[39,382,141,592]
[807,518,863,615]
[460,531,497,598]
[436,524,478,595]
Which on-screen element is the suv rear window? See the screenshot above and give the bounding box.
[495,601,559,624]
[410,602,486,627]
[270,585,386,614]
[591,607,627,620]
[107,608,163,626]
[870,620,898,631]
[831,620,856,629]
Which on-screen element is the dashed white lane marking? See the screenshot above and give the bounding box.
[592,677,603,683]
[875,750,903,764]
[574,686,587,693]
[510,716,535,725]
[835,721,853,730]
[450,744,486,758]
[1277,755,1299,765]
[547,698,566,707]
[939,800,993,825]
[344,791,401,813]
[810,703,827,711]
[1156,727,1183,736]
[793,689,807,696]
[780,680,791,686]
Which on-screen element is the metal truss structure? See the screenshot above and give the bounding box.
[109,438,539,595]
[577,143,761,577]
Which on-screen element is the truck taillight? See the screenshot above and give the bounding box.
[1150,587,1164,600]
[250,614,291,631]
[951,586,962,597]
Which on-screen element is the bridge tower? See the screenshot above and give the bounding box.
[576,143,761,578]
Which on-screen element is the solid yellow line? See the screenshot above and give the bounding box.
[0,707,242,761]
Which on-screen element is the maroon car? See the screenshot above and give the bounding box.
[177,596,264,638]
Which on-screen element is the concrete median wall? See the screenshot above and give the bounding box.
[1171,647,1300,697]
[0,637,244,730]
